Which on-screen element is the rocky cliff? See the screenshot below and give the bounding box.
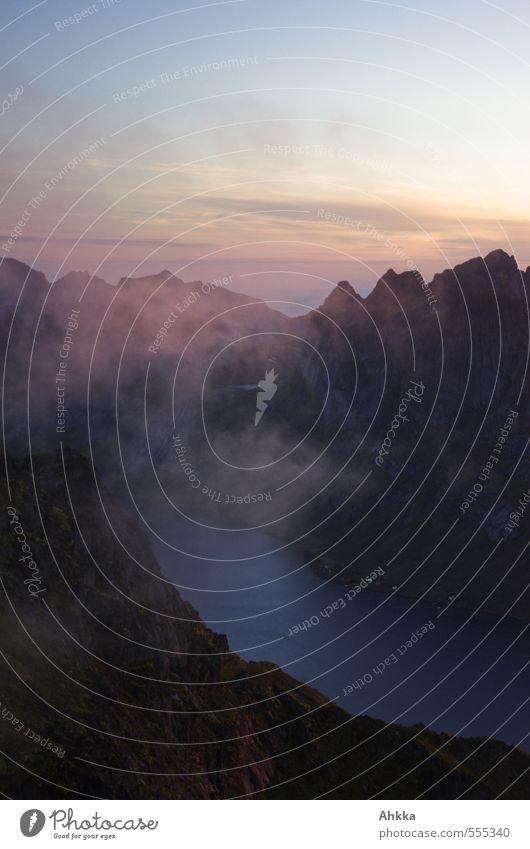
[0,449,528,799]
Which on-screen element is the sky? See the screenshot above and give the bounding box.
[1,0,530,309]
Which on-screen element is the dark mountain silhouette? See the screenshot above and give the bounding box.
[0,249,528,619]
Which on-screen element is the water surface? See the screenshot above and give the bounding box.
[150,521,529,749]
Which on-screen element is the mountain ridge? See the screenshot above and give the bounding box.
[2,247,527,313]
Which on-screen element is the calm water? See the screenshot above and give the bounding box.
[150,521,529,749]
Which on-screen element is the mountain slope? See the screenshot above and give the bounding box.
[0,449,529,799]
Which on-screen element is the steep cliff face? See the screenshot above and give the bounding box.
[301,250,529,617]
[0,450,529,799]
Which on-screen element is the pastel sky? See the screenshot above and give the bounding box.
[1,0,529,309]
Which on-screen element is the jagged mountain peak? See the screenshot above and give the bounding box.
[0,256,48,286]
[431,248,526,306]
[452,248,518,278]
[319,279,359,313]
[365,266,425,309]
[118,269,185,287]
[55,269,108,289]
